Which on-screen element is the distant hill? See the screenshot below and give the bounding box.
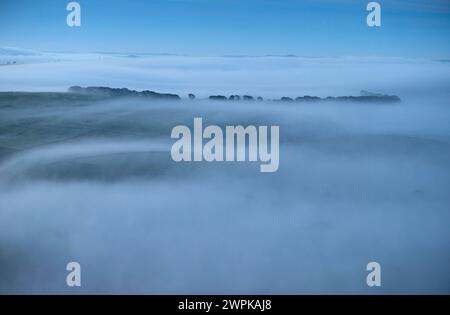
[207,90,401,103]
[68,86,400,103]
[69,86,181,100]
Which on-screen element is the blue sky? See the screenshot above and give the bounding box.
[0,0,449,57]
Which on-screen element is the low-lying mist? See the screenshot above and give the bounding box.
[1,90,450,294]
[1,52,450,293]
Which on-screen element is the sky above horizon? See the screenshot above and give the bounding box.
[0,0,450,58]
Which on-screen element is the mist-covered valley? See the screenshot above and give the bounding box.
[0,52,449,294]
